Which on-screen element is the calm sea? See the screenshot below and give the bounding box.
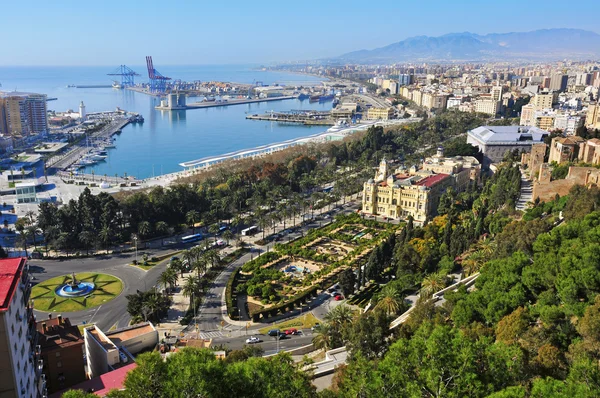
[0,65,331,179]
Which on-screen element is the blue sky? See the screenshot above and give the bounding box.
[1,0,599,65]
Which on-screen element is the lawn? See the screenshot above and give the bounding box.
[258,312,320,334]
[131,251,182,271]
[31,272,123,312]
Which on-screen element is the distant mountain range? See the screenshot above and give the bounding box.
[336,29,600,63]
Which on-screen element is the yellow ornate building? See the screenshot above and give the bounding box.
[362,148,480,223]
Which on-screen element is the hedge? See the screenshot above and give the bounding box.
[226,268,241,318]
[249,285,319,322]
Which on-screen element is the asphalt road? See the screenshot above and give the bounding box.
[29,247,177,330]
[212,329,316,356]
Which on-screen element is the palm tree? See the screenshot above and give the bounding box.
[222,230,233,246]
[138,221,151,240]
[182,275,199,298]
[312,323,333,351]
[374,284,403,315]
[99,226,113,254]
[420,273,446,298]
[159,268,178,294]
[186,210,200,234]
[25,210,36,225]
[208,224,220,245]
[194,256,208,279]
[181,249,194,269]
[462,250,486,276]
[257,213,269,240]
[324,304,354,327]
[155,221,169,246]
[170,259,184,277]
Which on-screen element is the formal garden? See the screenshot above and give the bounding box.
[226,213,400,322]
[30,272,123,312]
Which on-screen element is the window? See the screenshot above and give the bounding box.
[56,361,62,368]
[55,352,61,358]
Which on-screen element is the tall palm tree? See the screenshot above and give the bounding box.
[421,273,446,298]
[374,284,403,315]
[138,221,151,240]
[182,275,199,299]
[208,224,220,245]
[222,230,233,246]
[312,323,333,351]
[324,304,354,327]
[159,268,178,294]
[181,249,194,271]
[186,210,200,234]
[155,221,169,246]
[99,225,113,254]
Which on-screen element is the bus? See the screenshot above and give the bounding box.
[241,226,258,236]
[181,233,203,244]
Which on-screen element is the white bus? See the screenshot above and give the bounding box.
[241,226,258,236]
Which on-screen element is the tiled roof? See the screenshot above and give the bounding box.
[50,363,137,397]
[415,173,450,187]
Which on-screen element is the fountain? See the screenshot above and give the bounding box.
[56,273,96,298]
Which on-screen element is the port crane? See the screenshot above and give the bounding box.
[146,56,171,94]
[107,65,140,87]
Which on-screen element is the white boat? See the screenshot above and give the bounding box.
[87,154,107,161]
[327,120,349,133]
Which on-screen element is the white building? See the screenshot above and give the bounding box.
[467,125,549,166]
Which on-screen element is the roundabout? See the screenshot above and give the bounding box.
[31,272,123,312]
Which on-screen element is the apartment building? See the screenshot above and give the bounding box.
[421,92,448,111]
[0,92,48,137]
[474,96,500,116]
[530,93,554,110]
[586,101,600,129]
[0,258,45,398]
[36,315,86,394]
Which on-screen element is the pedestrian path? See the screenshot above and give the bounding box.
[516,171,533,211]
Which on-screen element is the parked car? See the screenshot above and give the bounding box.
[267,329,281,337]
[245,336,260,344]
[334,294,344,301]
[283,328,298,335]
[311,323,321,331]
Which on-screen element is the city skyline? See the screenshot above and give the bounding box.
[1,0,599,66]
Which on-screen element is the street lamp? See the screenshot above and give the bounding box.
[133,236,138,264]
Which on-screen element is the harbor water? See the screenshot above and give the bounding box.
[0,65,332,179]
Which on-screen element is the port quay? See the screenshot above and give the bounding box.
[176,119,418,172]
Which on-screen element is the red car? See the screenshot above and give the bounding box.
[283,328,298,335]
[334,295,344,301]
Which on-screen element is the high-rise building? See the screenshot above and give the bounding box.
[0,258,45,398]
[0,92,48,137]
[490,85,503,102]
[549,73,568,92]
[531,93,554,110]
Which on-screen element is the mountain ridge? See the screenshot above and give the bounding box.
[336,28,600,63]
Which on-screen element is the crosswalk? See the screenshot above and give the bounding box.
[200,331,224,339]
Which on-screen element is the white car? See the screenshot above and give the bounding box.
[246,336,260,344]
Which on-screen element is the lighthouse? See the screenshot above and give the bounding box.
[79,101,86,121]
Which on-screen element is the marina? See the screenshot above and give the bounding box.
[1,65,332,179]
